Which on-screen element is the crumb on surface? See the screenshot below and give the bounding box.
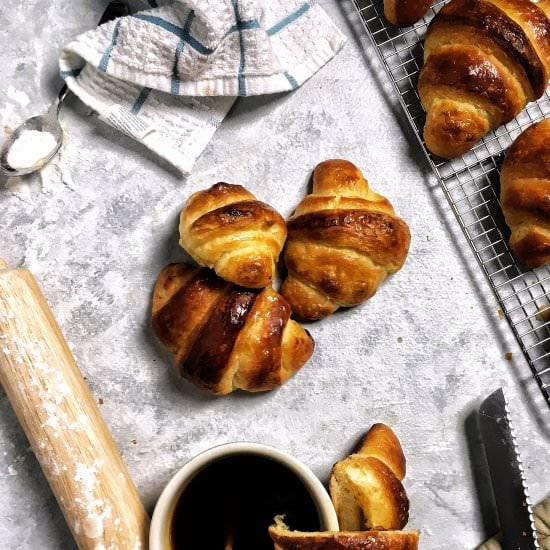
[131,439,138,445]
[397,336,403,343]
[98,398,104,405]
[497,309,503,318]
[504,352,513,361]
[535,305,550,322]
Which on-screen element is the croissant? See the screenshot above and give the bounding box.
[500,118,550,268]
[384,0,432,27]
[269,523,420,550]
[419,0,550,158]
[329,424,409,531]
[281,160,410,321]
[151,263,314,395]
[179,182,287,288]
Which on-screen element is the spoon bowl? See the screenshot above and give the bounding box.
[0,95,65,177]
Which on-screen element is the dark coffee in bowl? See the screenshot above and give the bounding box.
[169,454,321,549]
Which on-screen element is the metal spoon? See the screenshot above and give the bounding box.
[0,85,68,177]
[0,1,129,178]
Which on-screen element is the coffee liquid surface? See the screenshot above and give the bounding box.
[170,454,321,549]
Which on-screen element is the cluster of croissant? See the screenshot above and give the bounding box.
[270,424,419,549]
[152,160,410,395]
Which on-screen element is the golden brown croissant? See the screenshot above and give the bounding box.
[500,118,550,268]
[280,160,410,321]
[269,523,420,550]
[384,0,432,27]
[179,182,287,288]
[419,0,550,158]
[329,424,409,531]
[151,263,314,395]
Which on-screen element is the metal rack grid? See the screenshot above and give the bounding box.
[351,0,550,407]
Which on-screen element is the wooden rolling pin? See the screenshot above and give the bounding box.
[0,259,149,549]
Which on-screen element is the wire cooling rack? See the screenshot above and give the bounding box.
[351,0,550,407]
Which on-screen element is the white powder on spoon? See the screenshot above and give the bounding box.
[7,129,58,170]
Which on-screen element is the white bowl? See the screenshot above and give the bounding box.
[150,442,339,549]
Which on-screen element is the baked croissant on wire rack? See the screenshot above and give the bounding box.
[384,0,433,27]
[500,118,550,268]
[179,182,287,288]
[152,263,314,395]
[281,160,410,321]
[419,0,550,159]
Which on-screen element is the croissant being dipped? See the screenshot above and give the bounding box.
[152,263,314,395]
[419,0,550,158]
[281,160,410,321]
[269,424,419,549]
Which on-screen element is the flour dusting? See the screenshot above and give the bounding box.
[0,318,116,542]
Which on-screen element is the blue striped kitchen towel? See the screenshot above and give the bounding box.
[59,0,346,174]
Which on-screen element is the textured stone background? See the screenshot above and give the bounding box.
[0,1,548,548]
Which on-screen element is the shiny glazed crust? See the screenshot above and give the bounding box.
[329,424,409,531]
[419,0,550,158]
[281,160,410,321]
[269,525,420,550]
[384,0,433,27]
[179,182,287,288]
[359,423,407,481]
[500,118,550,267]
[151,263,314,395]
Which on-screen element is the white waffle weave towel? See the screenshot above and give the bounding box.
[59,0,346,174]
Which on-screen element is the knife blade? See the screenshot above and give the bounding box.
[479,388,539,550]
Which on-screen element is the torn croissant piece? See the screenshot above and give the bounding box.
[500,118,550,268]
[419,0,550,158]
[384,0,433,27]
[179,182,287,288]
[151,263,314,395]
[269,519,419,550]
[281,160,410,321]
[329,424,409,531]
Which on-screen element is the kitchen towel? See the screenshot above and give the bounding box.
[59,0,347,174]
[477,497,550,549]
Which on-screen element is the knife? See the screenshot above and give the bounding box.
[479,388,539,550]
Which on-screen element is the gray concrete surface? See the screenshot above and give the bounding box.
[0,1,548,548]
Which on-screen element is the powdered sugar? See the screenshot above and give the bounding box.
[6,129,58,170]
